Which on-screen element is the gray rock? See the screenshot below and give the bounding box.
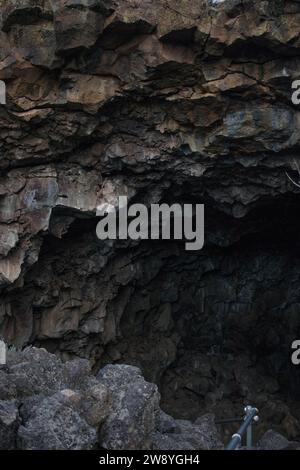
[193,413,224,449]
[18,390,97,450]
[153,414,223,450]
[19,394,48,423]
[7,347,66,397]
[257,429,300,450]
[156,410,180,434]
[6,348,95,397]
[0,348,115,450]
[79,383,112,427]
[0,400,19,450]
[151,431,196,450]
[0,370,17,400]
[97,364,160,450]
[62,357,93,390]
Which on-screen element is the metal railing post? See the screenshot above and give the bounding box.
[226,405,259,450]
[246,422,252,449]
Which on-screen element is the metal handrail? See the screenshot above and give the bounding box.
[225,406,259,450]
[215,417,243,425]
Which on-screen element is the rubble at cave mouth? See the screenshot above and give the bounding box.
[2,191,300,441]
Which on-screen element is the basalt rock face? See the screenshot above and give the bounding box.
[1,0,300,443]
[0,347,223,450]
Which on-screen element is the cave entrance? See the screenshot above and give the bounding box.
[99,194,300,440]
[3,194,300,441]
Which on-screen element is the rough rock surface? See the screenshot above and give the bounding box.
[0,400,19,450]
[152,412,222,450]
[97,364,161,450]
[0,346,222,450]
[1,0,300,440]
[1,347,112,449]
[257,429,300,450]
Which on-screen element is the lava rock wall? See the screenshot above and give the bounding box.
[1,0,300,440]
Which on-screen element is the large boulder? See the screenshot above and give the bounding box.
[6,347,94,397]
[0,347,222,450]
[18,390,97,450]
[97,364,160,450]
[0,347,112,450]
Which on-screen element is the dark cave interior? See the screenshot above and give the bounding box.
[2,190,300,441]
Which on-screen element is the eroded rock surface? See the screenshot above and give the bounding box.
[1,0,300,442]
[0,346,222,450]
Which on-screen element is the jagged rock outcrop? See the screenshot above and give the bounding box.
[0,346,222,450]
[1,0,300,442]
[2,0,300,295]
